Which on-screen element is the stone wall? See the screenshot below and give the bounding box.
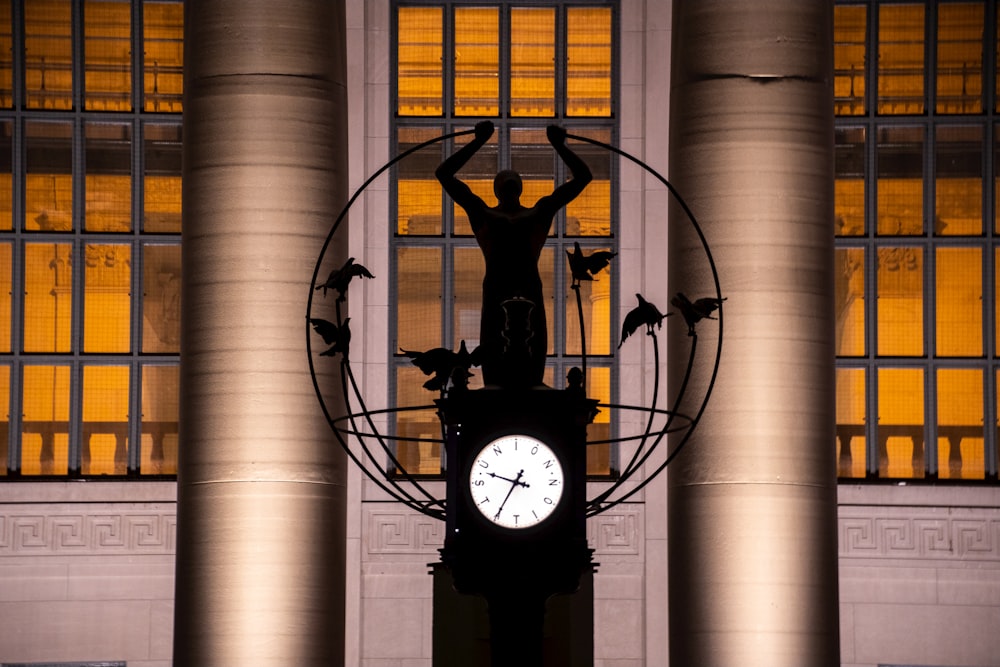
[1,483,998,666]
[0,483,175,667]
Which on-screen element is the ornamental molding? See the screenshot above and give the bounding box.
[839,506,1000,562]
[363,505,642,557]
[0,505,176,555]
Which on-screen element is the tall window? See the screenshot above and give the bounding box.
[0,0,183,477]
[392,2,617,476]
[835,1,999,481]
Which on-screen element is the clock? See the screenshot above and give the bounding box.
[468,434,564,529]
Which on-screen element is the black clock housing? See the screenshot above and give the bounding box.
[438,387,597,598]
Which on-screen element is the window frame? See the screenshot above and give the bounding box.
[0,0,182,479]
[834,0,1000,482]
[389,0,621,478]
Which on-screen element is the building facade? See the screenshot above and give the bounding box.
[0,1,998,666]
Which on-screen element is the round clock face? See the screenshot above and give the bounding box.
[468,434,564,529]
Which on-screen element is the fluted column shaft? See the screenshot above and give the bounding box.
[173,2,348,665]
[667,2,840,665]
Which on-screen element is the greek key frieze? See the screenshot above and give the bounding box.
[839,510,1000,561]
[0,507,176,555]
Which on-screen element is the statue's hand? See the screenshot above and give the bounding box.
[546,125,566,146]
[475,120,495,141]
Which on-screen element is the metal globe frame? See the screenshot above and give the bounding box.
[306,130,723,522]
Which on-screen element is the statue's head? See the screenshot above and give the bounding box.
[494,169,523,203]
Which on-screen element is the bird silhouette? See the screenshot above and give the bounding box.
[400,340,482,392]
[671,293,725,336]
[315,257,375,301]
[567,242,617,286]
[619,294,670,348]
[310,317,352,358]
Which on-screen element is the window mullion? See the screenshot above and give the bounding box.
[498,4,511,120]
[554,4,567,119]
[72,0,84,112]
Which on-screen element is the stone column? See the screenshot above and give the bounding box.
[173,2,348,665]
[667,2,840,665]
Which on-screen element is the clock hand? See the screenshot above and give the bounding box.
[487,471,530,487]
[493,469,525,521]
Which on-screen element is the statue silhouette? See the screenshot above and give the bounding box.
[436,121,592,387]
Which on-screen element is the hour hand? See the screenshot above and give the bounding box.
[487,471,529,487]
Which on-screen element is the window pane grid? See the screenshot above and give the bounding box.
[835,0,1000,481]
[391,1,617,477]
[1,3,182,478]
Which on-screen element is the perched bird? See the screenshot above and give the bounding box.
[619,294,670,349]
[310,317,352,358]
[315,257,375,301]
[671,293,725,336]
[401,340,482,392]
[567,242,617,286]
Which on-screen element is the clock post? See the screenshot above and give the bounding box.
[431,122,599,665]
[437,387,597,667]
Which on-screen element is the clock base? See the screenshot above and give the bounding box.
[436,386,598,666]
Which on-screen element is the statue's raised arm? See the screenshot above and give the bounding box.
[435,121,495,234]
[536,125,593,218]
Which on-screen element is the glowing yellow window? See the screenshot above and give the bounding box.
[877,126,923,236]
[82,365,130,475]
[565,129,612,236]
[936,247,982,357]
[21,364,71,476]
[25,0,73,110]
[83,243,131,353]
[141,364,179,475]
[85,122,132,232]
[878,4,924,115]
[564,247,613,355]
[396,246,442,353]
[143,123,183,233]
[142,244,181,353]
[937,368,984,480]
[836,367,867,479]
[566,7,612,117]
[144,0,183,112]
[835,127,865,236]
[877,367,924,479]
[84,0,132,111]
[936,2,983,115]
[936,125,982,236]
[996,248,1000,350]
[24,243,73,353]
[0,120,10,231]
[0,242,10,352]
[511,8,555,117]
[454,247,486,359]
[996,124,1000,235]
[395,366,442,476]
[397,127,446,236]
[835,247,865,357]
[586,366,611,476]
[0,0,11,108]
[877,246,923,357]
[454,7,498,117]
[996,13,1000,113]
[397,7,443,117]
[0,364,7,476]
[834,4,866,116]
[25,121,72,232]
